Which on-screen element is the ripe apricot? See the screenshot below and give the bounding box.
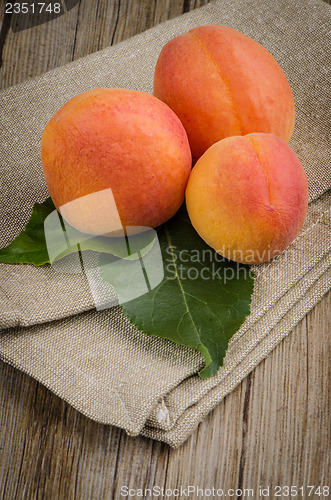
[41,88,192,235]
[185,133,308,264]
[154,25,295,162]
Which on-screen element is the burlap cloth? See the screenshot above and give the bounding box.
[0,0,330,447]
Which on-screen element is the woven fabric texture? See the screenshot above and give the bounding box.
[0,0,330,447]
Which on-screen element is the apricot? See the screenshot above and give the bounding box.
[154,25,295,162]
[41,88,192,235]
[185,133,308,265]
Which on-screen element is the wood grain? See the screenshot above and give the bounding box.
[0,1,330,498]
[0,0,209,89]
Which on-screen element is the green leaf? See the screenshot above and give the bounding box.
[0,196,254,378]
[0,197,155,266]
[0,198,56,265]
[99,207,255,378]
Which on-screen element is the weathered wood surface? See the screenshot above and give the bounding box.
[0,1,330,498]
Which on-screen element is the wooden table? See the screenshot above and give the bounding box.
[0,1,330,498]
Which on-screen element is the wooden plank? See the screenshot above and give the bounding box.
[0,1,79,88]
[0,0,210,89]
[0,0,330,497]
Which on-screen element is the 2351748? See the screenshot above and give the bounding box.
[5,3,62,14]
